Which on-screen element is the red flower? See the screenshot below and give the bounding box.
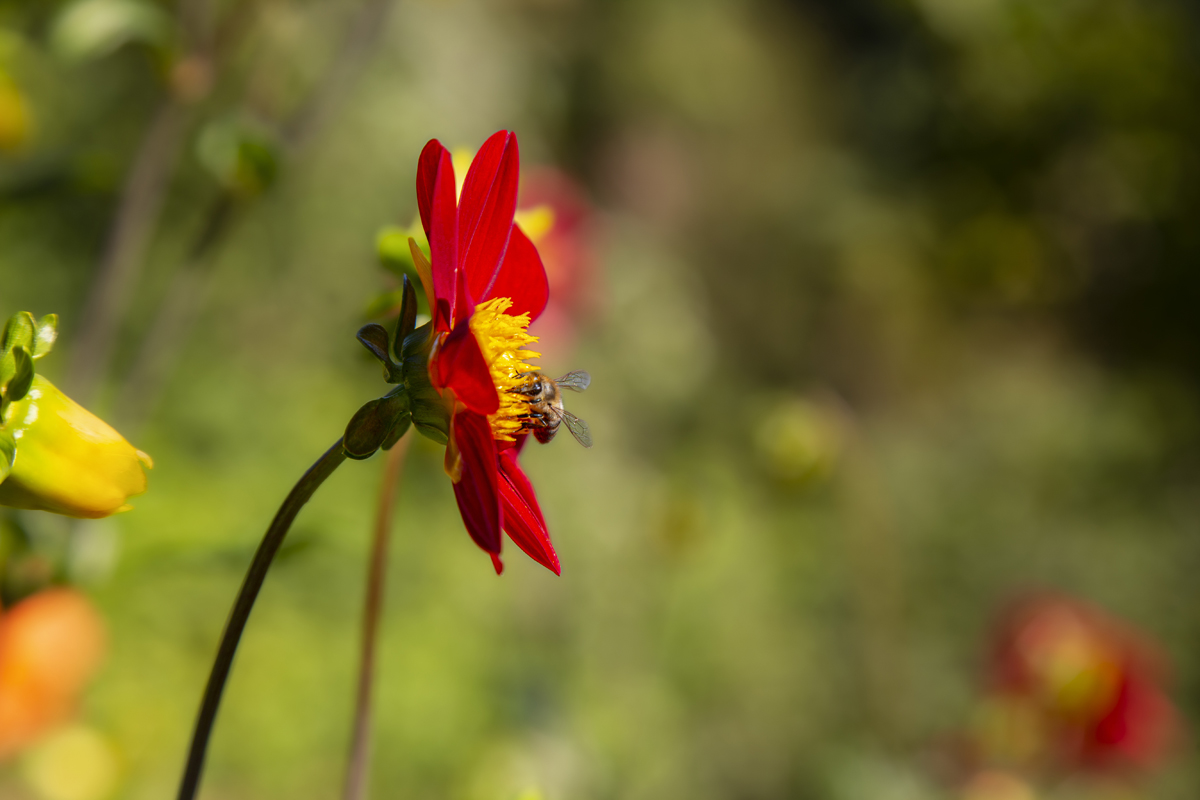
[410,131,559,576]
[516,167,601,361]
[985,594,1178,771]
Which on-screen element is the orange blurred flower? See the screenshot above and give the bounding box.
[0,588,106,759]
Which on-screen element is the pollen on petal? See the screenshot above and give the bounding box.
[467,297,541,442]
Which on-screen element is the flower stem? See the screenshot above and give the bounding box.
[344,432,410,800]
[177,438,348,800]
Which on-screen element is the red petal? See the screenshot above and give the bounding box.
[415,139,444,237]
[450,411,502,554]
[459,132,520,307]
[435,298,452,335]
[434,323,499,414]
[455,262,474,328]
[416,140,459,327]
[486,224,549,321]
[498,450,559,574]
[501,449,547,527]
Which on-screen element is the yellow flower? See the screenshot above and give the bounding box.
[0,72,33,153]
[0,311,150,519]
[0,376,151,518]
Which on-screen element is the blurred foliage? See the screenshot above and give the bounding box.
[2,0,1200,798]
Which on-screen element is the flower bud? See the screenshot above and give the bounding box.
[0,376,150,518]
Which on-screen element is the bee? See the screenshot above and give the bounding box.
[514,370,593,448]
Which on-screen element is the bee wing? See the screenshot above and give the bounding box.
[555,370,591,392]
[560,409,593,448]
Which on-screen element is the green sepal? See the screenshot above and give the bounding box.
[0,430,13,485]
[2,311,35,354]
[343,399,386,460]
[349,312,448,448]
[2,346,33,408]
[381,410,412,451]
[397,319,450,444]
[411,410,449,445]
[401,320,435,368]
[356,323,391,364]
[344,390,409,460]
[356,323,402,384]
[32,314,58,359]
[393,275,418,362]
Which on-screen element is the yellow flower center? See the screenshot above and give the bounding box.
[468,297,541,441]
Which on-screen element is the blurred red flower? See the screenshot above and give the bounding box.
[0,588,105,759]
[517,168,600,361]
[983,594,1178,771]
[412,130,560,576]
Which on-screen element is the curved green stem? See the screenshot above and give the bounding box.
[177,438,348,800]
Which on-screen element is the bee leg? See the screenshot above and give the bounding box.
[515,411,545,434]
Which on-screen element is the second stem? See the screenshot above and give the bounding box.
[344,433,411,800]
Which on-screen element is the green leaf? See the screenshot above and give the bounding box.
[32,314,58,359]
[3,346,33,405]
[1,311,35,354]
[3,346,33,404]
[0,430,14,485]
[364,289,405,321]
[377,226,416,278]
[50,0,173,64]
[196,118,279,195]
[235,137,278,194]
[0,351,13,390]
[376,228,431,316]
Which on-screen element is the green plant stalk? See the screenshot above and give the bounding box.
[177,438,348,800]
[344,432,410,800]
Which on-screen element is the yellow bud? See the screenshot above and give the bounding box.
[0,376,150,519]
[513,204,556,244]
[0,73,33,153]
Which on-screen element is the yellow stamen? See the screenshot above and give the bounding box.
[468,297,541,441]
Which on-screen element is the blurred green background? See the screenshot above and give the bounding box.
[2,0,1200,797]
